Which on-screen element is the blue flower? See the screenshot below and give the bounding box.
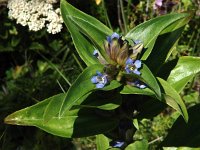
[110,141,125,148]
[91,71,108,88]
[93,49,99,57]
[125,58,142,75]
[106,32,120,43]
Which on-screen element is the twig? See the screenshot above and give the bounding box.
[148,136,163,144]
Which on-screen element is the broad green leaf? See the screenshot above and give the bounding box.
[121,64,161,99]
[59,64,121,116]
[157,78,188,122]
[145,27,184,74]
[125,139,148,150]
[139,64,161,99]
[61,14,98,66]
[126,13,191,60]
[120,85,155,97]
[160,104,200,148]
[60,0,112,65]
[96,134,110,150]
[71,91,122,110]
[167,56,200,93]
[4,93,118,138]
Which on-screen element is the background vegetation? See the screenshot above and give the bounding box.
[0,0,199,149]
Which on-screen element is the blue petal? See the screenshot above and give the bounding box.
[134,40,142,44]
[96,83,105,88]
[112,141,125,148]
[91,76,98,83]
[96,71,103,76]
[126,58,133,65]
[125,66,131,74]
[106,36,111,43]
[93,49,99,57]
[133,69,141,75]
[134,60,142,68]
[111,32,120,40]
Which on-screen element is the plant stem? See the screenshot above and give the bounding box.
[120,0,128,34]
[57,79,66,93]
[118,0,124,34]
[102,0,112,30]
[72,53,84,71]
[38,51,72,86]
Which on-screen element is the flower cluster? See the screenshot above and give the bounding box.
[91,32,146,89]
[7,0,63,34]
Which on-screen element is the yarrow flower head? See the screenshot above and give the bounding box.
[91,71,108,88]
[7,0,63,34]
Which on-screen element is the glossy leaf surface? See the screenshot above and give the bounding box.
[126,13,191,60]
[121,64,161,99]
[71,91,122,110]
[4,93,118,138]
[61,0,112,65]
[167,56,200,93]
[58,64,121,116]
[158,78,188,122]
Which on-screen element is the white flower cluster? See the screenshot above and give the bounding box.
[7,0,63,34]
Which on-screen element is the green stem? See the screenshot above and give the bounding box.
[117,0,124,34]
[120,0,128,34]
[72,53,84,71]
[102,0,112,30]
[38,51,72,86]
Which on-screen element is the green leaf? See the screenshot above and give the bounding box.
[160,104,200,148]
[96,134,110,150]
[145,27,184,74]
[60,0,112,65]
[167,56,200,93]
[125,139,148,150]
[121,64,161,99]
[58,64,121,117]
[157,78,188,122]
[4,93,118,138]
[136,97,167,119]
[120,85,155,97]
[71,91,122,110]
[126,13,192,60]
[140,64,161,98]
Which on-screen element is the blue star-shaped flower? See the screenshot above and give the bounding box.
[91,71,108,88]
[125,58,142,75]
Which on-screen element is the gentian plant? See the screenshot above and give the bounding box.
[5,0,200,149]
